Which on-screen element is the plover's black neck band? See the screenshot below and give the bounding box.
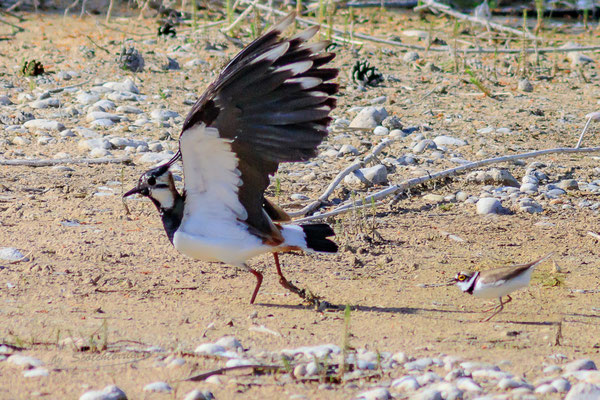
[158,194,185,244]
[466,271,479,295]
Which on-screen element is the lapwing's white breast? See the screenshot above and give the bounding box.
[472,267,534,299]
[174,123,267,264]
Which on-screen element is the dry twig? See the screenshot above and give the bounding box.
[288,139,394,217]
[294,146,600,222]
[184,364,282,382]
[0,156,132,167]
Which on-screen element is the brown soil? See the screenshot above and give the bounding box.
[0,8,599,399]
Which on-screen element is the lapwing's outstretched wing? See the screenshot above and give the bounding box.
[178,13,338,242]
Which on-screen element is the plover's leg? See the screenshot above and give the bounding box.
[273,252,307,299]
[481,296,505,322]
[241,263,263,305]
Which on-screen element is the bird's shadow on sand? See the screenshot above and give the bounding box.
[256,302,470,316]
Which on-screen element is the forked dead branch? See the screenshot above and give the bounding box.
[293,113,600,222]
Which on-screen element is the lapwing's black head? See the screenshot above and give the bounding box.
[124,163,179,211]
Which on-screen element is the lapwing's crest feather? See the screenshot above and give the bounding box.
[179,12,338,239]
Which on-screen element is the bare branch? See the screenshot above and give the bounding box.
[293,146,600,222]
[288,139,394,217]
[0,156,132,167]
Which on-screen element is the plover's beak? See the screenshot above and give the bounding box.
[123,186,143,198]
[446,279,456,286]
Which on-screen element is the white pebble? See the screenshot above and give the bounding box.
[356,387,391,400]
[23,368,49,378]
[6,354,43,368]
[143,381,172,393]
[183,389,214,400]
[476,197,505,215]
[79,385,127,400]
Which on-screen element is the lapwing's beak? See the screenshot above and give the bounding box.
[123,186,143,198]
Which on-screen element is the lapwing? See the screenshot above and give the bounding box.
[124,13,339,304]
[452,253,553,321]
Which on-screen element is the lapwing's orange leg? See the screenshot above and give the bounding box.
[274,252,294,290]
[273,252,308,300]
[247,266,263,305]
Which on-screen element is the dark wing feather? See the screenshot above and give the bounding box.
[179,13,338,238]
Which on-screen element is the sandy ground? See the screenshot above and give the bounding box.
[0,7,599,399]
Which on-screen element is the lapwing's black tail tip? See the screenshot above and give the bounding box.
[301,223,338,253]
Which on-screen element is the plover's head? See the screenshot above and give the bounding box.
[123,163,178,210]
[453,271,475,292]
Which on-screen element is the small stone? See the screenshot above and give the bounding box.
[373,126,389,136]
[0,95,13,105]
[412,388,442,400]
[321,148,339,158]
[382,116,403,130]
[552,378,571,392]
[543,365,562,374]
[79,138,111,152]
[565,383,600,400]
[86,112,122,122]
[423,194,444,203]
[194,343,226,355]
[349,107,388,129]
[149,142,164,152]
[391,352,408,364]
[476,197,506,215]
[77,92,100,105]
[456,191,469,202]
[290,194,309,201]
[7,354,44,369]
[417,372,442,386]
[536,384,557,394]
[0,247,28,262]
[30,98,60,109]
[489,168,519,187]
[338,144,359,156]
[557,179,579,190]
[306,361,319,376]
[356,387,392,400]
[404,357,433,371]
[103,79,139,94]
[403,51,419,62]
[150,109,179,121]
[520,182,539,193]
[370,96,387,105]
[143,381,172,393]
[79,385,127,400]
[518,79,533,92]
[566,359,597,372]
[214,336,242,351]
[183,389,214,400]
[344,164,388,187]
[90,148,111,158]
[477,126,494,134]
[205,376,222,385]
[498,377,533,390]
[456,378,482,392]
[12,136,30,146]
[185,58,208,68]
[413,139,437,154]
[433,135,466,147]
[293,364,307,378]
[24,119,65,132]
[23,368,49,378]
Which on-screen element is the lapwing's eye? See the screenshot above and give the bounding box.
[147,176,156,186]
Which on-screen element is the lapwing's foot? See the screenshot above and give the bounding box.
[277,277,338,310]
